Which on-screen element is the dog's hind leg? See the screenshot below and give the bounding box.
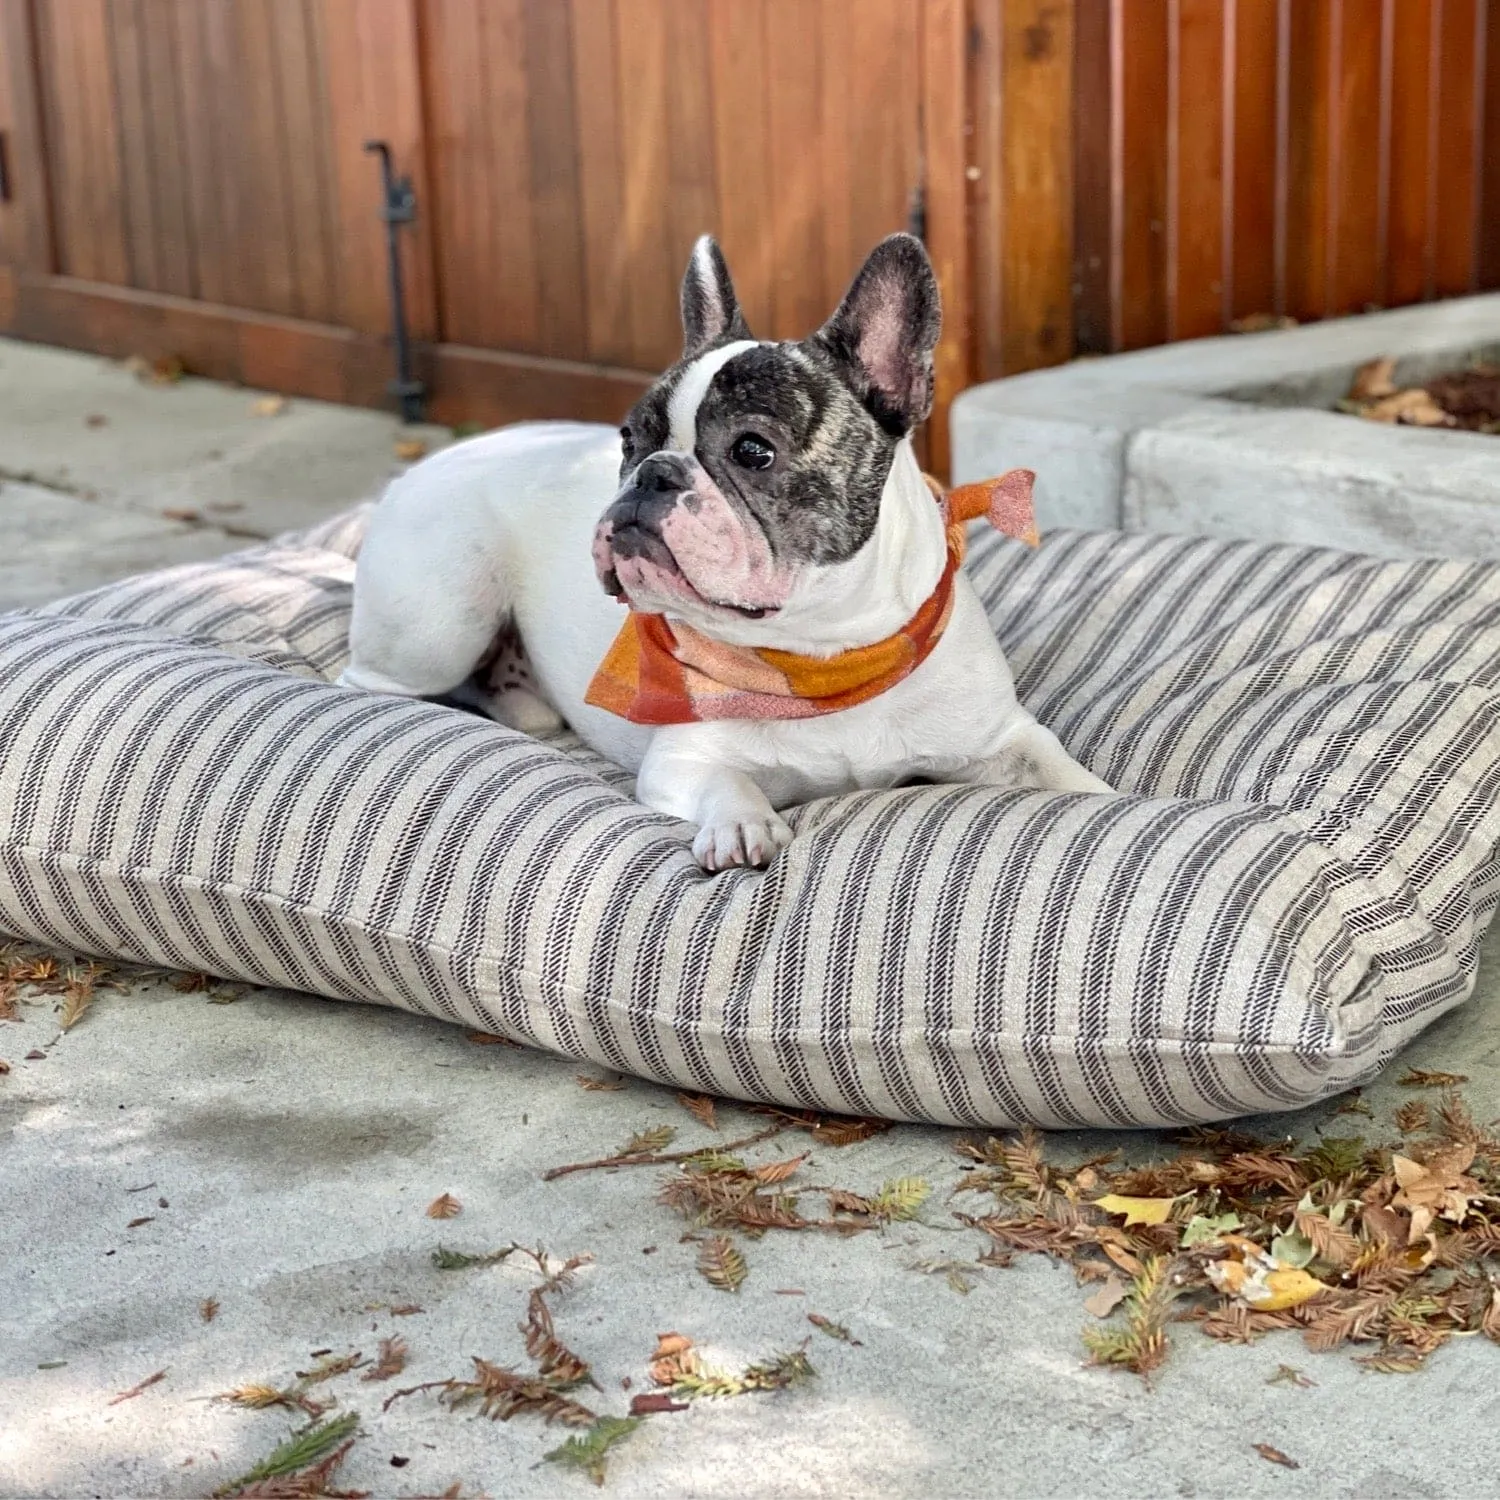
[340,486,512,703]
[962,718,1113,796]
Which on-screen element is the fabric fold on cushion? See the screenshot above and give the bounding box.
[1,510,1499,1127]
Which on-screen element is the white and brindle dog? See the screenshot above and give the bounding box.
[341,232,1110,870]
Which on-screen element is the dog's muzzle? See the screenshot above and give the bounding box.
[594,454,694,599]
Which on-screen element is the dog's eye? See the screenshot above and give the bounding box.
[619,425,635,458]
[730,434,776,471]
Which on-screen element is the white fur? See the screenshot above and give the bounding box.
[342,421,1109,870]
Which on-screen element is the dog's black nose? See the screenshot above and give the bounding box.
[633,453,687,494]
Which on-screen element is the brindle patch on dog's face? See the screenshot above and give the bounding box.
[597,232,940,628]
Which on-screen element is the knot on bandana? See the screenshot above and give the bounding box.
[583,469,1037,726]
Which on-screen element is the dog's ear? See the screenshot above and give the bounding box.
[681,235,751,359]
[812,233,941,435]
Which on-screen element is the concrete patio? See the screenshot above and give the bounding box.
[3,338,1499,1499]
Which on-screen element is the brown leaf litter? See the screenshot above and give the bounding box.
[1340,357,1500,433]
[950,1094,1500,1379]
[425,1193,462,1220]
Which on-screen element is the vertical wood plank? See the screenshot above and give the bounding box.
[234,0,299,315]
[997,0,1076,369]
[1072,0,1113,352]
[174,1,232,307]
[270,0,339,321]
[1324,0,1385,314]
[321,0,437,340]
[707,0,775,337]
[423,0,495,345]
[572,0,633,363]
[1170,0,1226,338]
[922,0,973,477]
[1282,0,1331,320]
[616,0,678,364]
[106,0,157,290]
[1228,0,1280,319]
[1481,0,1500,289]
[0,0,55,274]
[480,0,542,352]
[523,0,589,361]
[1118,0,1170,349]
[1433,0,1483,294]
[38,0,130,285]
[665,0,720,332]
[764,0,826,339]
[1385,0,1436,304]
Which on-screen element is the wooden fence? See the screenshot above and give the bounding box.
[2,1,1497,474]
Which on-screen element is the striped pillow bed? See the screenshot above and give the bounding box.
[2,506,1499,1128]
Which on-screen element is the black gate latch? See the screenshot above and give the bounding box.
[364,140,426,424]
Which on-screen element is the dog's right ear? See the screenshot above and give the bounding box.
[681,235,752,360]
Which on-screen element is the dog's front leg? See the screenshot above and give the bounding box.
[963,716,1113,795]
[636,730,792,872]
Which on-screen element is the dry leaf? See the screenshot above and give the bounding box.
[1253,1443,1300,1470]
[126,1216,154,1229]
[697,1235,747,1292]
[1391,1144,1481,1237]
[1358,388,1453,426]
[125,353,185,385]
[218,1383,296,1410]
[466,1030,520,1047]
[200,1297,220,1323]
[1398,1068,1469,1088]
[577,1074,627,1092]
[810,1116,891,1146]
[296,1350,368,1384]
[1093,1194,1177,1226]
[1394,1099,1431,1133]
[252,395,288,417]
[677,1093,720,1130]
[426,1193,462,1220]
[629,1391,689,1415]
[1083,1274,1129,1319]
[84,412,108,428]
[394,437,428,462]
[751,1154,808,1185]
[521,1288,593,1387]
[1266,1363,1316,1389]
[648,1333,697,1387]
[620,1125,676,1156]
[807,1313,861,1344]
[1230,312,1298,333]
[0,1060,9,1075]
[362,1335,409,1382]
[107,1369,166,1405]
[1349,356,1398,400]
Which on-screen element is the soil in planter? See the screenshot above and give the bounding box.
[1340,357,1500,433]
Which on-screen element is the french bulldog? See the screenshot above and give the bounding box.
[340,232,1110,870]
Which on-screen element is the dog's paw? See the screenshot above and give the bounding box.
[692,812,793,872]
[481,686,565,735]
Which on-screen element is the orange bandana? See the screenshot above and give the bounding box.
[584,470,1038,725]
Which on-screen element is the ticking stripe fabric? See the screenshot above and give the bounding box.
[4,508,1500,1127]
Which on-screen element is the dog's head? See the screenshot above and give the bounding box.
[594,233,946,654]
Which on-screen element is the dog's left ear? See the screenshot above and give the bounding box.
[681,235,752,360]
[813,233,941,435]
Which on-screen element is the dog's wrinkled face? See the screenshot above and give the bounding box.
[594,234,941,634]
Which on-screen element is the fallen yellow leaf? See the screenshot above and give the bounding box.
[425,1192,461,1219]
[1252,1267,1327,1312]
[1093,1194,1176,1226]
[394,437,428,463]
[252,395,288,417]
